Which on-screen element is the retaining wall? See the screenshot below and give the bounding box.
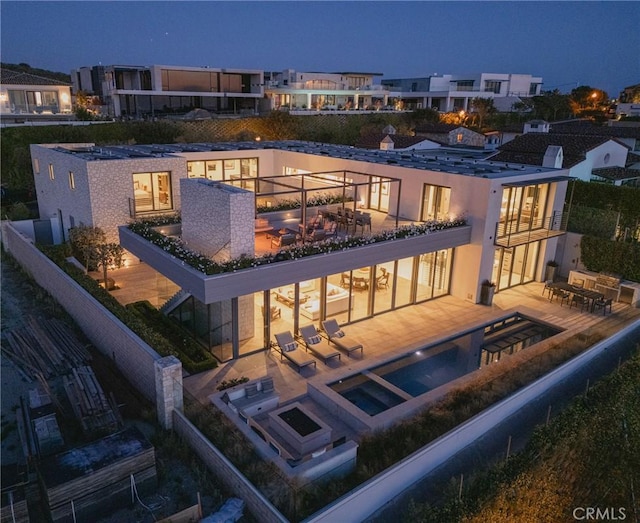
[172,410,288,523]
[2,222,161,403]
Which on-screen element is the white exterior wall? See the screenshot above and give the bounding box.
[568,141,629,182]
[1,84,72,116]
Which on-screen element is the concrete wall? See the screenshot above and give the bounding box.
[2,223,170,407]
[172,410,288,523]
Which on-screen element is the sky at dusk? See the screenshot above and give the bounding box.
[1,1,638,98]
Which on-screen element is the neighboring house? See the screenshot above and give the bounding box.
[414,123,486,148]
[615,83,640,118]
[488,133,630,182]
[382,72,543,112]
[0,69,73,122]
[264,69,389,111]
[590,167,640,187]
[355,133,440,151]
[550,120,640,152]
[31,140,570,361]
[71,64,264,118]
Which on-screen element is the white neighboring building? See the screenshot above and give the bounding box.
[265,70,389,111]
[381,72,543,112]
[0,69,73,123]
[489,133,630,182]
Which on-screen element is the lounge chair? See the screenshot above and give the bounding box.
[274,332,316,372]
[299,325,341,364]
[321,319,364,358]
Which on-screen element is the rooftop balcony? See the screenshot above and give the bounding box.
[494,211,568,248]
[119,215,471,305]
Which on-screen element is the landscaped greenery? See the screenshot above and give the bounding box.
[256,192,354,214]
[401,344,640,523]
[568,180,640,236]
[39,244,217,373]
[128,216,468,275]
[581,235,640,281]
[183,327,607,520]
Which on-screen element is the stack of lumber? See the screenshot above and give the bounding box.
[0,488,30,523]
[39,427,157,523]
[2,317,91,380]
[63,366,120,436]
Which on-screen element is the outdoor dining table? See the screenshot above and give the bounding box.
[548,282,604,312]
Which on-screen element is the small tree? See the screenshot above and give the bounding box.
[94,242,124,290]
[69,225,106,272]
[69,225,124,288]
[470,97,496,129]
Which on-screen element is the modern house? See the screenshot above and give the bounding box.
[0,69,73,123]
[71,64,264,118]
[31,141,570,362]
[264,69,389,111]
[381,72,543,112]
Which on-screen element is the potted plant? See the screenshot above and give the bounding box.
[545,260,559,282]
[480,279,496,305]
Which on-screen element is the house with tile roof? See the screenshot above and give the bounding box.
[488,133,630,182]
[355,133,440,151]
[0,69,72,122]
[414,123,486,148]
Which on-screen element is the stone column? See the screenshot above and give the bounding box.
[154,356,183,430]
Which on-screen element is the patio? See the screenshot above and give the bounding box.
[183,281,640,406]
[102,258,639,405]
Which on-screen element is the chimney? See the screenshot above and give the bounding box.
[380,135,395,151]
[542,145,563,168]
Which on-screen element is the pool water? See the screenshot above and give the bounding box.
[372,346,460,397]
[330,314,562,416]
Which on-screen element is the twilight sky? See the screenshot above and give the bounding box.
[1,1,638,97]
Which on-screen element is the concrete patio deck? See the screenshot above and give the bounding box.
[183,281,640,407]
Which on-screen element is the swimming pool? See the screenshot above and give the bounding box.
[329,313,562,417]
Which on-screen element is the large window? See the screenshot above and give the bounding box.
[187,158,258,189]
[132,172,172,213]
[421,184,451,221]
[484,81,502,94]
[499,183,549,235]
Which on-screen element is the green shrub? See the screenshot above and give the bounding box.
[38,245,217,373]
[581,235,640,281]
[126,300,217,372]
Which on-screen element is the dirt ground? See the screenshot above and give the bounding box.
[1,254,233,522]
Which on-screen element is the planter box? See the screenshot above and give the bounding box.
[480,284,495,305]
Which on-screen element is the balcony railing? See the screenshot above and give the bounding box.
[495,211,568,248]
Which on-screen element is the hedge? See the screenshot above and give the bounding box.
[580,235,640,281]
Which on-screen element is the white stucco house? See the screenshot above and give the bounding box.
[489,133,630,182]
[0,69,73,122]
[30,140,570,360]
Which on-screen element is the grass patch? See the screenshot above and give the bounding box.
[402,344,640,522]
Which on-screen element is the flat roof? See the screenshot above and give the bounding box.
[48,140,560,179]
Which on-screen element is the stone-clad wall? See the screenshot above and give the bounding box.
[30,145,186,243]
[2,223,161,403]
[180,178,254,261]
[181,179,255,341]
